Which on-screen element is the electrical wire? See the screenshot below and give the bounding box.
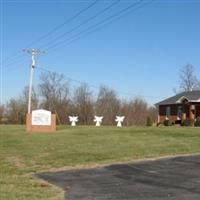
[2,1,160,101]
[36,66,166,100]
[26,0,100,48]
[3,1,152,68]
[45,0,144,51]
[46,0,153,53]
[1,0,99,66]
[38,0,121,50]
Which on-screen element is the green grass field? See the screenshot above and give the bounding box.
[1,125,200,199]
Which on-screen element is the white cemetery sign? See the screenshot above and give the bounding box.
[115,116,125,127]
[94,116,103,126]
[32,109,51,126]
[69,116,78,126]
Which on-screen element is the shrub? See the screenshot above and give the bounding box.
[146,116,153,126]
[181,118,194,127]
[194,117,200,127]
[163,120,172,126]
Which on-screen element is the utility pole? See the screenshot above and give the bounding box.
[23,49,45,114]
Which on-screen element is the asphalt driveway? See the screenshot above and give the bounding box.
[36,155,200,200]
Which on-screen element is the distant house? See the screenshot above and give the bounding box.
[156,91,200,124]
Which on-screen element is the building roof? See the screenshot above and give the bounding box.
[156,90,200,106]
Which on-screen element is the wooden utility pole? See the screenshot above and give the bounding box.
[23,49,45,114]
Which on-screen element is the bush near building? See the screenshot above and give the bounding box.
[195,117,200,127]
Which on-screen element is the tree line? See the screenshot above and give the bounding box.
[1,64,199,126]
[0,72,157,126]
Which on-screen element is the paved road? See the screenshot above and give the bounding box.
[36,155,200,200]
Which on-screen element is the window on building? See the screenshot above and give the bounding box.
[166,106,171,119]
[196,106,200,118]
[177,106,182,120]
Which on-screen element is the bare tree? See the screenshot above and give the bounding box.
[147,106,158,124]
[39,72,71,124]
[121,98,149,126]
[196,80,200,89]
[5,86,38,124]
[73,83,94,125]
[0,104,5,124]
[6,98,20,124]
[95,86,120,125]
[179,64,200,91]
[131,98,148,126]
[21,86,38,112]
[4,69,159,126]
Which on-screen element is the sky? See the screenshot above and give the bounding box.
[1,0,200,105]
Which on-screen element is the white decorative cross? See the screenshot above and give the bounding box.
[115,116,125,127]
[94,116,103,126]
[69,116,78,126]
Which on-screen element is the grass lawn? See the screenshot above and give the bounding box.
[1,125,200,199]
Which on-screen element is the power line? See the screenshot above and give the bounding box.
[2,0,119,67]
[4,0,110,2]
[3,1,158,102]
[45,0,144,51]
[23,49,45,114]
[1,0,99,66]
[45,0,153,53]
[0,51,24,66]
[36,66,166,100]
[38,0,121,50]
[26,0,100,48]
[3,54,27,68]
[2,0,151,68]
